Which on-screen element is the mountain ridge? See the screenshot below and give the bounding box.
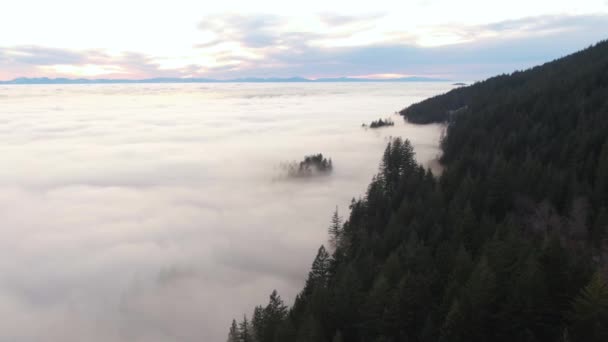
[227,39,608,342]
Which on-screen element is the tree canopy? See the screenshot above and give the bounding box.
[228,40,608,342]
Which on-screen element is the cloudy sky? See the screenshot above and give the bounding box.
[1,0,607,80]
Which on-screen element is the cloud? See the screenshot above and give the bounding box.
[1,14,607,80]
[0,47,195,79]
[317,12,385,26]
[0,46,86,65]
[191,13,608,80]
[0,82,449,341]
[190,13,399,77]
[434,13,585,42]
[198,15,286,48]
[195,13,382,51]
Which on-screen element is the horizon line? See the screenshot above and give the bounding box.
[0,75,454,85]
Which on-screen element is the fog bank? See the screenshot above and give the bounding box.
[0,82,453,341]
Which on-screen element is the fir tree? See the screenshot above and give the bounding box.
[239,315,252,342]
[304,246,332,294]
[569,272,608,342]
[227,319,239,342]
[328,207,343,251]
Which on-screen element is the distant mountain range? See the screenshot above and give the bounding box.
[0,76,449,85]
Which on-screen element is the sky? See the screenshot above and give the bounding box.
[0,0,607,80]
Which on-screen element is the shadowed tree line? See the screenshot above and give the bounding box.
[228,40,608,342]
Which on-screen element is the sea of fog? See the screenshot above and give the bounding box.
[0,82,454,342]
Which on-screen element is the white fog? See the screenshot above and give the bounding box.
[0,82,454,342]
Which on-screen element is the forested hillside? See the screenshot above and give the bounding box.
[227,40,608,342]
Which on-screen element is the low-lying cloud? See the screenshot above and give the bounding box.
[0,82,451,342]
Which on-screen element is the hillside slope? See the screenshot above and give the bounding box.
[228,40,608,342]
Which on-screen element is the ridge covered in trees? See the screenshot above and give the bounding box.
[228,40,608,342]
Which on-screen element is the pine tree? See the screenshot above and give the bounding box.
[328,207,343,251]
[380,139,393,185]
[227,319,239,342]
[591,207,608,250]
[266,290,288,320]
[251,306,264,342]
[595,141,608,205]
[569,271,608,342]
[239,315,253,342]
[391,137,405,179]
[260,290,288,342]
[305,246,332,294]
[396,138,415,175]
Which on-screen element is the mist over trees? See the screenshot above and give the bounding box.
[363,118,395,129]
[228,40,608,342]
[283,154,334,178]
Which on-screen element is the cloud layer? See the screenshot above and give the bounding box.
[0,82,452,342]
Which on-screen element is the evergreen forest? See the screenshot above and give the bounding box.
[227,40,608,342]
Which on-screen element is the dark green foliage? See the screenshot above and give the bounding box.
[287,154,334,177]
[252,306,265,341]
[228,40,608,341]
[569,272,608,342]
[304,246,332,295]
[303,154,333,174]
[367,118,395,128]
[262,291,288,342]
[328,209,343,252]
[331,330,343,342]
